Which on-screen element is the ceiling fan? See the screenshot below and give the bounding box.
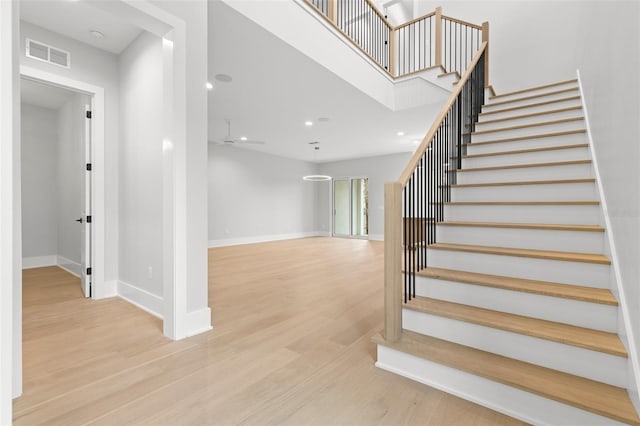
[210,119,265,145]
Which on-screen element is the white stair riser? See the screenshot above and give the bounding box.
[435,225,604,253]
[443,203,600,224]
[450,181,597,202]
[456,163,593,184]
[482,89,581,112]
[425,248,610,288]
[486,82,579,104]
[466,132,587,156]
[478,97,582,122]
[471,119,585,143]
[402,309,627,387]
[376,346,627,426]
[475,108,583,132]
[413,276,617,332]
[462,146,590,169]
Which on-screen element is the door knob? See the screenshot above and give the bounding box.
[75,217,83,223]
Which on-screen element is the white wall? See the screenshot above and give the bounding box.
[208,145,320,246]
[57,92,88,273]
[21,103,58,260]
[20,21,120,285]
[318,152,412,240]
[118,31,164,302]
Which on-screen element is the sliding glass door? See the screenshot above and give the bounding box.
[333,177,368,238]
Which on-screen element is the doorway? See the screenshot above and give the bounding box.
[20,77,93,297]
[333,177,369,238]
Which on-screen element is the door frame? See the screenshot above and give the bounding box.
[20,66,105,299]
[331,176,369,240]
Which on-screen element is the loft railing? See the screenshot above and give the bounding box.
[384,43,487,341]
[303,1,489,80]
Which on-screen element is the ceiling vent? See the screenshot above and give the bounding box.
[26,39,70,69]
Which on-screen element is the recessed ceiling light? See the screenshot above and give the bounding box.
[397,131,405,136]
[205,82,214,90]
[214,73,233,83]
[305,121,313,126]
[89,30,104,39]
[240,136,247,141]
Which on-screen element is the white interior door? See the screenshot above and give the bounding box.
[80,105,92,297]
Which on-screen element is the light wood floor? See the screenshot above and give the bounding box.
[15,237,524,425]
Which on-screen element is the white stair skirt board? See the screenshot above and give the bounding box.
[470,119,585,143]
[117,280,164,319]
[425,248,610,288]
[478,97,583,122]
[413,276,617,332]
[474,107,584,132]
[22,255,57,269]
[402,309,627,387]
[486,80,578,104]
[461,145,590,169]
[482,88,581,113]
[465,131,587,156]
[456,162,593,184]
[450,180,597,202]
[435,224,604,253]
[443,203,600,225]
[375,345,628,426]
[208,231,324,248]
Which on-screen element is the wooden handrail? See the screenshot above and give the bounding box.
[364,0,394,30]
[393,10,436,31]
[398,41,488,185]
[442,14,483,30]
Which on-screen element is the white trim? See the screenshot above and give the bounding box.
[577,69,640,408]
[56,256,81,278]
[22,255,57,269]
[117,280,164,319]
[19,65,106,302]
[208,232,323,248]
[369,234,384,241]
[94,279,117,300]
[185,307,212,337]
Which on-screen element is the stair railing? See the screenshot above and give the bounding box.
[384,42,487,341]
[303,1,489,80]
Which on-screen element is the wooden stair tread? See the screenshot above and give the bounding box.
[451,178,595,188]
[416,266,616,305]
[477,106,583,126]
[438,221,604,232]
[485,87,580,108]
[438,70,461,79]
[472,117,584,136]
[443,201,599,206]
[479,96,582,117]
[372,331,638,424]
[489,79,578,100]
[463,143,588,159]
[457,159,591,172]
[428,243,611,265]
[405,296,625,356]
[470,129,586,146]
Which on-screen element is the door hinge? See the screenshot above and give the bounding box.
[86,215,92,223]
[86,267,92,276]
[86,111,92,119]
[86,163,92,171]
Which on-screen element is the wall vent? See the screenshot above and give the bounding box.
[26,39,70,69]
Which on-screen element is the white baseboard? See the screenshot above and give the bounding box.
[22,255,57,269]
[369,234,384,241]
[185,307,213,337]
[117,280,163,319]
[94,280,117,299]
[57,255,81,277]
[208,231,324,248]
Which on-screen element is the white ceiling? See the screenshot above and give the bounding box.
[208,0,438,163]
[21,77,77,110]
[20,0,142,54]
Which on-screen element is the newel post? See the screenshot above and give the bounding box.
[389,28,396,77]
[384,182,403,342]
[328,0,337,24]
[482,21,490,87]
[434,6,443,69]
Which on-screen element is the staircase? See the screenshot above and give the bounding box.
[374,78,640,425]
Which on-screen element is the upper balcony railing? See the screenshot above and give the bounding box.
[304,0,489,83]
